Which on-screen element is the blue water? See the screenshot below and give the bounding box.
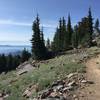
[0,46,31,55]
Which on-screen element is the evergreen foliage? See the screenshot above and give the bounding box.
[72,25,79,48]
[52,8,94,51]
[21,48,31,63]
[52,16,73,52]
[31,15,47,60]
[67,14,73,47]
[0,49,31,73]
[94,19,100,36]
[46,38,51,50]
[88,7,94,46]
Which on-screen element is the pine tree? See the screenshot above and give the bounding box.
[62,17,68,50]
[72,25,79,48]
[58,18,63,51]
[52,27,60,52]
[7,54,13,71]
[88,7,93,46]
[0,54,7,72]
[67,14,73,48]
[21,48,31,63]
[40,27,45,45]
[13,55,21,69]
[78,17,91,47]
[46,38,51,50]
[31,14,47,60]
[94,19,100,36]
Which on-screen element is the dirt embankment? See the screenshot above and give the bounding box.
[83,55,100,100]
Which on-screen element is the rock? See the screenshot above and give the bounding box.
[0,93,2,97]
[81,80,87,83]
[0,98,3,100]
[75,98,79,100]
[67,81,76,87]
[63,86,73,92]
[10,78,18,84]
[49,92,58,98]
[3,94,9,98]
[73,94,78,98]
[23,90,32,98]
[23,89,30,97]
[81,80,94,84]
[51,80,64,88]
[17,70,28,75]
[87,80,94,84]
[53,85,63,92]
[40,89,53,99]
[67,73,76,78]
[56,85,63,90]
[23,84,39,98]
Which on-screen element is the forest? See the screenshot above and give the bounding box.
[0,8,100,73]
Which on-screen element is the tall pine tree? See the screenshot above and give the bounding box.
[94,18,100,36]
[46,38,51,50]
[31,15,47,60]
[72,25,79,48]
[67,14,73,48]
[88,7,93,46]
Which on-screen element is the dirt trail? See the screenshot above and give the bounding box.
[85,55,100,100]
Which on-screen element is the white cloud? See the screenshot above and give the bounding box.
[0,19,31,26]
[0,19,57,28]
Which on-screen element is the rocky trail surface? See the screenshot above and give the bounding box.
[84,54,100,100]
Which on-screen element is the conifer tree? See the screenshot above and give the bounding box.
[7,54,13,71]
[31,15,47,60]
[40,27,45,45]
[0,54,7,72]
[67,14,73,47]
[72,25,79,48]
[94,19,100,36]
[88,8,93,46]
[59,18,63,51]
[62,17,68,50]
[46,38,51,50]
[21,48,31,63]
[52,27,60,52]
[78,17,91,47]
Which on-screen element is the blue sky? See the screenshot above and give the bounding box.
[0,0,100,45]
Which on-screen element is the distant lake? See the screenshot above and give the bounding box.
[0,45,31,55]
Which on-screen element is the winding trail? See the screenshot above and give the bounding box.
[85,55,100,100]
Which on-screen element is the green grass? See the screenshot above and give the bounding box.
[1,47,100,100]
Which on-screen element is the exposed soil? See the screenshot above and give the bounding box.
[81,55,100,100]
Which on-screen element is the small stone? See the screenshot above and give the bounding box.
[50,92,57,97]
[53,85,63,91]
[0,93,2,97]
[87,80,94,84]
[81,80,87,83]
[63,86,73,91]
[75,98,79,100]
[3,94,9,98]
[67,81,76,87]
[0,97,3,100]
[81,80,94,84]
[67,73,75,78]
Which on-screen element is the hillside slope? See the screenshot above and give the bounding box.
[0,47,100,100]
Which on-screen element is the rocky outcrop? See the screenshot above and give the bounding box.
[22,73,94,100]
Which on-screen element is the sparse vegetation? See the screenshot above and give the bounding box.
[1,47,100,99]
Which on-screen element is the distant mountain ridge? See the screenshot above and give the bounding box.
[0,45,31,55]
[0,45,31,47]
